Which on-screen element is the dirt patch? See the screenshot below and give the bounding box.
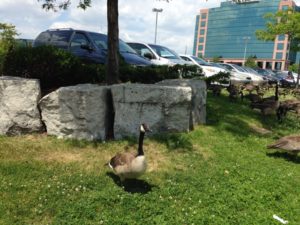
[193,143,215,160]
[37,151,83,163]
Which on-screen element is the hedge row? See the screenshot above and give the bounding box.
[2,45,229,91]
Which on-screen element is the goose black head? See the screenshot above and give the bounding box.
[140,123,151,133]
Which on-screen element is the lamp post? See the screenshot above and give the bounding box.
[243,36,251,66]
[152,8,163,44]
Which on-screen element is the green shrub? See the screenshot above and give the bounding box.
[204,71,231,85]
[120,64,203,83]
[3,46,105,90]
[2,45,203,90]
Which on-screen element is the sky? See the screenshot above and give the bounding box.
[1,0,300,55]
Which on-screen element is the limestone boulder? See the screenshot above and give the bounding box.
[39,84,109,141]
[0,76,44,135]
[157,79,207,127]
[111,83,192,139]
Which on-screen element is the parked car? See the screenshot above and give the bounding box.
[179,54,227,77]
[218,63,251,83]
[274,70,299,87]
[127,42,188,66]
[219,63,264,84]
[242,66,269,84]
[33,28,152,66]
[253,68,280,84]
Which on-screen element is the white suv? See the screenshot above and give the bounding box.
[180,54,227,77]
[127,42,188,66]
[219,63,264,83]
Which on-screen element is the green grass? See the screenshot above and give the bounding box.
[1,90,300,225]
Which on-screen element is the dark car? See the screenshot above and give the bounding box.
[253,68,279,84]
[33,28,152,66]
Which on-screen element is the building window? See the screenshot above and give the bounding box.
[199,37,204,43]
[198,45,203,51]
[200,29,205,35]
[277,43,284,50]
[278,35,285,41]
[282,5,289,10]
[276,53,283,60]
[200,21,206,27]
[275,62,282,70]
[201,13,207,19]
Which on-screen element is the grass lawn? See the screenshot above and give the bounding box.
[1,90,300,225]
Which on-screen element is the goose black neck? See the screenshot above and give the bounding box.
[138,132,145,156]
[275,84,279,101]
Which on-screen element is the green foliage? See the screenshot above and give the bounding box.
[288,63,299,73]
[0,23,19,74]
[256,7,300,52]
[204,71,231,85]
[120,64,203,84]
[2,45,203,90]
[244,56,257,68]
[3,46,104,90]
[212,56,222,63]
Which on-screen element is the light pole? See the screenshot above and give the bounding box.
[243,36,251,66]
[152,8,163,44]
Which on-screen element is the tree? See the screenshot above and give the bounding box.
[244,56,256,68]
[38,0,170,84]
[0,23,19,74]
[289,63,299,73]
[256,7,300,87]
[212,55,222,63]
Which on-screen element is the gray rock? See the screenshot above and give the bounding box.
[39,84,109,141]
[111,83,192,139]
[0,76,44,135]
[157,79,207,128]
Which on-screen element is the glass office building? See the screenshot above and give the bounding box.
[193,0,298,70]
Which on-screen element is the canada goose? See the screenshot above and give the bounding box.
[208,84,223,96]
[227,84,241,101]
[241,92,262,103]
[250,83,279,115]
[267,135,300,156]
[241,83,258,94]
[108,123,151,181]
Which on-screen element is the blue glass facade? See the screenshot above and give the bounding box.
[193,0,299,69]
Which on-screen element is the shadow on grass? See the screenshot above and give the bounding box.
[106,172,156,194]
[206,91,300,137]
[266,152,300,164]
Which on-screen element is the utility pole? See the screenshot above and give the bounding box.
[152,8,163,44]
[243,36,251,66]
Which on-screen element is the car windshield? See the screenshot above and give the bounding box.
[219,64,235,71]
[244,67,259,74]
[89,33,136,54]
[230,64,247,72]
[148,44,181,59]
[190,56,209,65]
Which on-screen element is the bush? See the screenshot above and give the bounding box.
[2,45,204,91]
[120,64,203,83]
[204,71,231,85]
[3,46,105,90]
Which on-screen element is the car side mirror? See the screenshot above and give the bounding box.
[143,52,154,60]
[81,44,93,51]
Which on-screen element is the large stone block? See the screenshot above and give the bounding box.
[111,83,192,139]
[157,79,207,127]
[39,84,109,141]
[0,76,44,135]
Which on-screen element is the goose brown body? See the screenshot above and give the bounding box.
[267,135,300,155]
[108,124,150,181]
